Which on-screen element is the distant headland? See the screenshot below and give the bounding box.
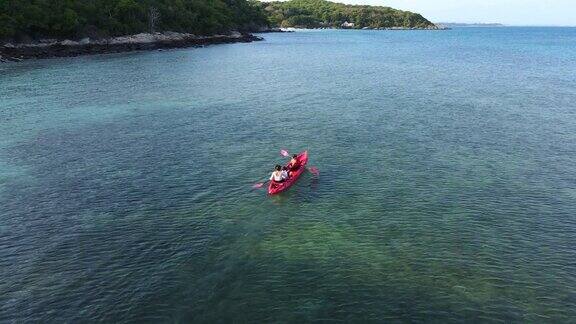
[260,0,440,30]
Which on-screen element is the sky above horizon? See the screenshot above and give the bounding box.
[340,0,576,26]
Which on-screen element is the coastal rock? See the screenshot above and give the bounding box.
[0,31,264,62]
[256,27,293,33]
[60,40,79,46]
[229,31,242,38]
[0,54,22,62]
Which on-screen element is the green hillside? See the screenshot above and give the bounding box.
[260,0,436,29]
[0,0,436,42]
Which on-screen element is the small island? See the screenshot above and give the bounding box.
[0,0,441,62]
[261,0,440,30]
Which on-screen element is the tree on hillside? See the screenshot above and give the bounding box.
[149,7,160,33]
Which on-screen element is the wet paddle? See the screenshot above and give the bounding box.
[252,179,268,189]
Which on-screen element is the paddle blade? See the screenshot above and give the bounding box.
[280,149,290,157]
[252,182,265,189]
[308,166,320,176]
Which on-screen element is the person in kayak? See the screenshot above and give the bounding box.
[270,165,285,183]
[288,154,300,173]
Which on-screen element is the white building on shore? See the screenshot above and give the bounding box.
[341,21,355,28]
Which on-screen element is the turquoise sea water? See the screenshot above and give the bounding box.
[1,27,576,322]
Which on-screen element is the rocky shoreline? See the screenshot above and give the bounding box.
[0,31,265,62]
[0,26,440,63]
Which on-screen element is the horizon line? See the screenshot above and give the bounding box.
[435,22,576,27]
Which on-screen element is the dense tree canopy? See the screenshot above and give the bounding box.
[0,0,435,42]
[0,0,269,41]
[260,0,435,29]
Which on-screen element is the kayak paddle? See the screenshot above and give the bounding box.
[252,180,268,189]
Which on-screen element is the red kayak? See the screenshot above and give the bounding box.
[268,151,308,195]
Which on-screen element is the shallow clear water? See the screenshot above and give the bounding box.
[1,27,576,322]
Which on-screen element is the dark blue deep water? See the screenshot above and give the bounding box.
[1,27,576,322]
